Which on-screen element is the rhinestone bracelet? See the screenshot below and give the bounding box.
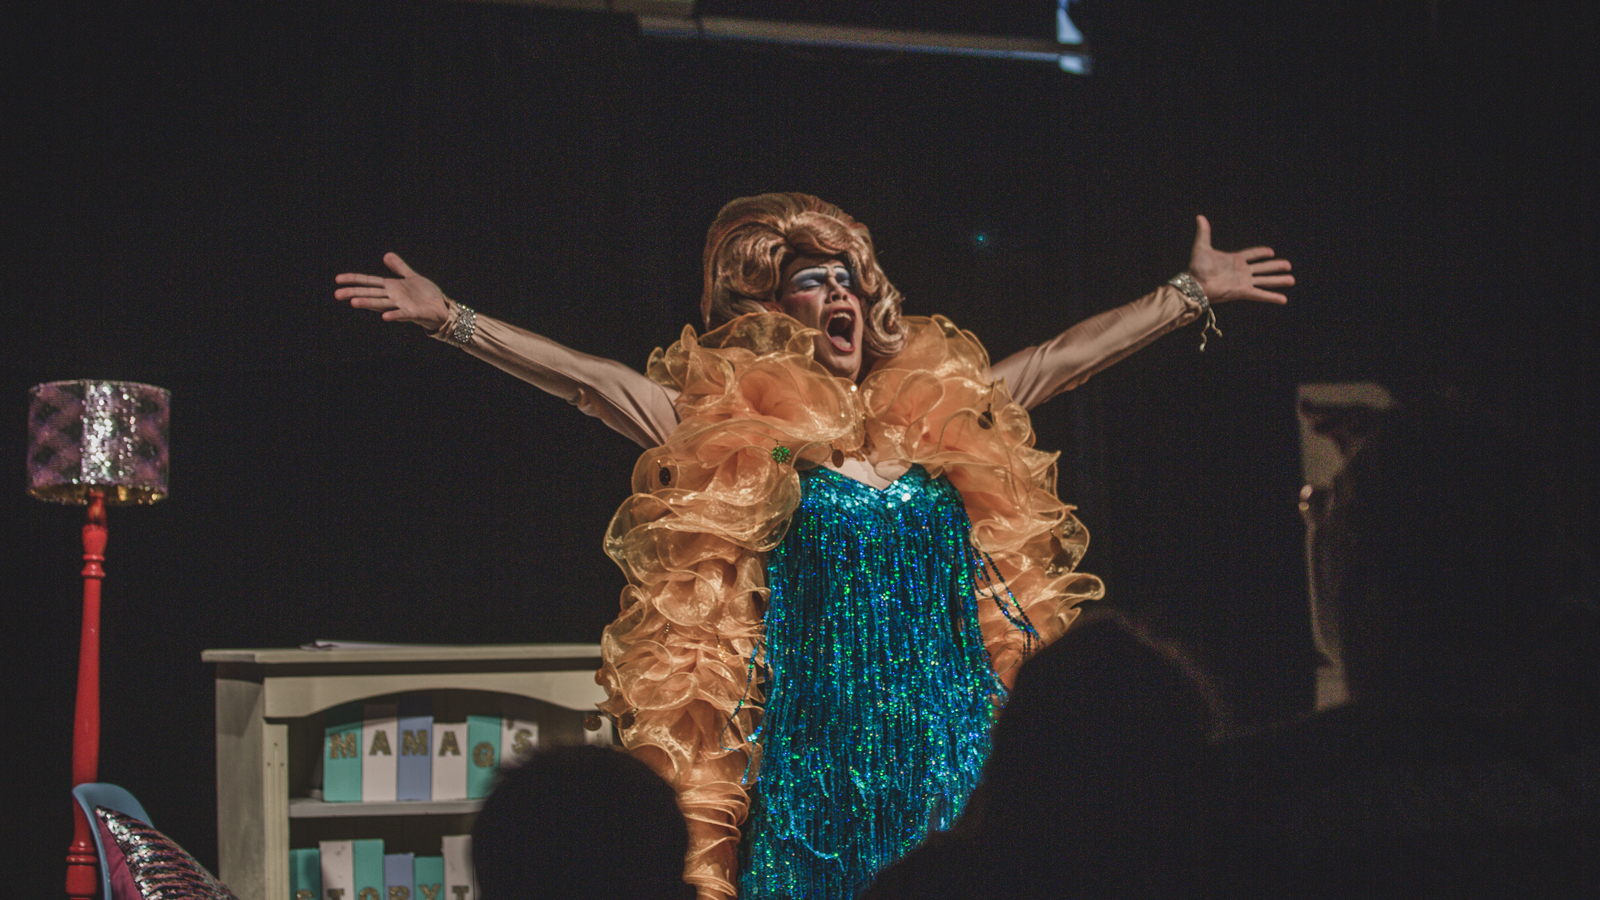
[1168,272,1221,351]
[443,302,477,348]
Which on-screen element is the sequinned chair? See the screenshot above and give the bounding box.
[72,782,153,900]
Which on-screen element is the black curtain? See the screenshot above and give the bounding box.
[4,1,1593,893]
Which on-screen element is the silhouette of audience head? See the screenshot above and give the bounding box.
[865,611,1218,900]
[990,612,1217,897]
[1197,389,1600,898]
[984,611,1217,814]
[1303,389,1598,730]
[471,744,694,900]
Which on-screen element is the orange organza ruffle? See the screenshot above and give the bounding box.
[861,316,1104,679]
[596,314,1103,900]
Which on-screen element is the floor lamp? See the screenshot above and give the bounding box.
[28,380,170,900]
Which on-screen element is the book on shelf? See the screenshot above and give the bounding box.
[441,835,476,900]
[465,716,500,799]
[397,696,434,802]
[290,847,321,900]
[323,703,363,803]
[384,853,415,900]
[500,717,538,770]
[413,856,445,900]
[362,703,399,804]
[321,692,550,805]
[352,838,385,900]
[431,721,468,801]
[295,847,459,900]
[317,840,353,900]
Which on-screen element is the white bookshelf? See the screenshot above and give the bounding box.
[205,644,610,900]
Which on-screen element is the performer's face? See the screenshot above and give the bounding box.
[768,255,865,380]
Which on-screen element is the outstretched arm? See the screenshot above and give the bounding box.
[991,216,1293,409]
[336,253,680,448]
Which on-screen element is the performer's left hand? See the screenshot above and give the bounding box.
[1187,215,1294,304]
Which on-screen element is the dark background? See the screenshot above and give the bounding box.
[4,0,1594,893]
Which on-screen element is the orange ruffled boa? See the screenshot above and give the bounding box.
[597,314,1105,900]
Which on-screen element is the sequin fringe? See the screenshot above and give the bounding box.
[975,546,1040,659]
[738,466,1004,900]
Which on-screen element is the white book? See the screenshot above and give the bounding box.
[361,703,399,803]
[431,723,468,801]
[441,835,476,900]
[319,840,354,900]
[500,718,539,769]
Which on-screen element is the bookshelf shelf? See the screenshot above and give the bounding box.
[205,644,608,900]
[287,798,486,819]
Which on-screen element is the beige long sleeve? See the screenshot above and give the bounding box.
[431,307,680,449]
[990,284,1201,410]
[431,284,1199,449]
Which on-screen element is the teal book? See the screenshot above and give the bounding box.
[383,853,414,900]
[290,848,321,900]
[352,838,385,900]
[323,702,363,803]
[465,715,500,799]
[413,856,445,900]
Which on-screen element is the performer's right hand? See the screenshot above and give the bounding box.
[335,252,452,331]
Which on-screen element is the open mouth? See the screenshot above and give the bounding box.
[825,309,856,352]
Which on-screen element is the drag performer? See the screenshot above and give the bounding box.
[337,194,1292,900]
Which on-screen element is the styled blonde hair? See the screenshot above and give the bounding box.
[700,193,906,359]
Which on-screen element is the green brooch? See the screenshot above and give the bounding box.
[770,446,792,464]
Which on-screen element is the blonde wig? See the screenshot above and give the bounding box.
[700,193,907,359]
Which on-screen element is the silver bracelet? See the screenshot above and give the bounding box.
[443,303,477,348]
[1168,272,1221,351]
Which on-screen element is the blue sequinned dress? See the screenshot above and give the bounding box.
[738,465,1003,900]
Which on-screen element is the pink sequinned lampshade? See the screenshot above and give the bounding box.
[28,380,170,505]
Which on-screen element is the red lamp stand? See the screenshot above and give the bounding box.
[65,488,107,900]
